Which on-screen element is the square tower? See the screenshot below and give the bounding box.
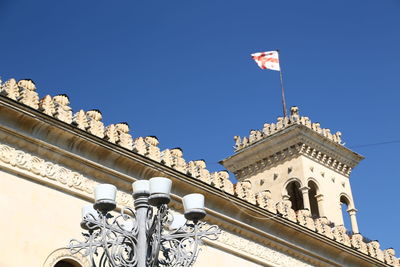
[221,107,364,232]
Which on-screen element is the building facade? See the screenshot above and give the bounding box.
[0,78,398,267]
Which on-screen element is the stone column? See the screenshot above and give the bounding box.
[347,208,359,234]
[315,194,325,217]
[300,186,311,211]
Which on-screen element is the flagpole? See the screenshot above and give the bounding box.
[277,50,288,118]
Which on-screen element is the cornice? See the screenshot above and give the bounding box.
[222,124,364,179]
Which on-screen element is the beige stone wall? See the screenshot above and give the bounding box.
[249,154,306,198]
[245,154,355,226]
[0,168,274,267]
[300,156,356,225]
[0,169,88,267]
[194,245,263,267]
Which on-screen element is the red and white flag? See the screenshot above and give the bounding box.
[251,51,280,71]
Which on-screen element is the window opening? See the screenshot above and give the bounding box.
[286,181,303,211]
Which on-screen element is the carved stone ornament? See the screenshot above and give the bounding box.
[170,148,187,173]
[73,110,89,130]
[85,110,105,138]
[104,124,118,144]
[43,248,90,267]
[144,136,160,162]
[17,79,39,109]
[116,123,133,150]
[39,95,55,116]
[0,78,19,100]
[0,142,132,208]
[53,94,73,123]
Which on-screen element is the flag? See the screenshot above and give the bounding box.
[251,51,280,71]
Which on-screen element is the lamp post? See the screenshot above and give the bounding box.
[69,177,221,267]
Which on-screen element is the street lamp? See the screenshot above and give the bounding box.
[69,177,221,267]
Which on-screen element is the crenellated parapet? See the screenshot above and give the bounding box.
[0,77,398,266]
[234,106,343,152]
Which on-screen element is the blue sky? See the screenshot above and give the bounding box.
[2,0,400,252]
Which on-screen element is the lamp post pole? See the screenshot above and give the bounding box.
[134,191,150,267]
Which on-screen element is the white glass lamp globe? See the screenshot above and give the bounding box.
[182,193,206,221]
[132,180,150,196]
[82,204,98,220]
[81,204,98,230]
[94,184,117,212]
[148,177,172,206]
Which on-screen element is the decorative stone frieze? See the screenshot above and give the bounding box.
[231,140,354,180]
[299,143,353,176]
[0,143,132,208]
[0,143,94,194]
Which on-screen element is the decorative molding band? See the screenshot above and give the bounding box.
[0,142,133,207]
[298,142,353,177]
[234,143,302,180]
[43,248,90,267]
[234,142,352,180]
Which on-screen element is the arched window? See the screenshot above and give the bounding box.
[340,195,352,230]
[308,181,319,217]
[54,259,82,267]
[286,181,303,211]
[44,248,88,267]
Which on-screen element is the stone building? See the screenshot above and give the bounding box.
[0,78,398,267]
